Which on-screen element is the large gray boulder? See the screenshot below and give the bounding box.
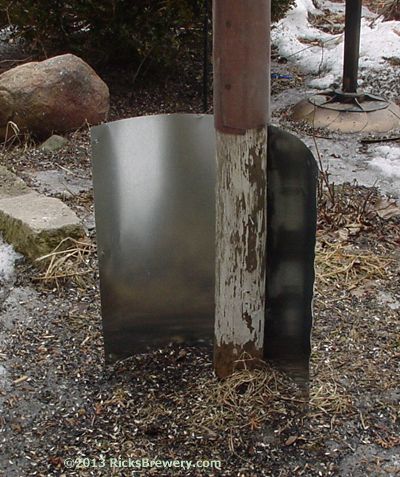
[0,54,109,140]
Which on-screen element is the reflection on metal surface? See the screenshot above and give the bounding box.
[264,126,317,384]
[92,116,317,381]
[91,114,216,361]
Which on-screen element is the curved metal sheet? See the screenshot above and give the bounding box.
[91,114,216,361]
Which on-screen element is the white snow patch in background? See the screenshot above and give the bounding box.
[0,237,19,281]
[369,146,400,179]
[272,0,400,89]
[0,26,13,41]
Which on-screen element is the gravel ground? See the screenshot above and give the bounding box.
[1,7,400,477]
[0,196,399,476]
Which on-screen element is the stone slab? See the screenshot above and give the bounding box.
[0,190,84,260]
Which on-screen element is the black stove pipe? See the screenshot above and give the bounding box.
[342,0,362,93]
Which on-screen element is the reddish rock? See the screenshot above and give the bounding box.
[0,54,109,140]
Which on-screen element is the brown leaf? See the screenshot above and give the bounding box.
[346,223,363,236]
[177,349,188,360]
[337,228,349,242]
[48,456,63,467]
[374,198,400,220]
[285,435,298,446]
[349,280,375,298]
[349,287,365,298]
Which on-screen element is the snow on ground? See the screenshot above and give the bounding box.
[0,27,23,57]
[271,86,400,198]
[273,0,400,92]
[297,132,400,197]
[0,27,12,41]
[0,237,19,282]
[369,145,400,179]
[271,1,400,198]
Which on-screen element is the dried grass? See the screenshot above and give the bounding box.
[186,359,353,438]
[315,240,393,287]
[308,11,345,34]
[1,120,36,152]
[380,0,400,20]
[35,236,96,288]
[309,379,353,415]
[187,365,299,435]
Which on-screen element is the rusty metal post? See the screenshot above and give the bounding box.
[213,0,270,378]
[342,0,362,93]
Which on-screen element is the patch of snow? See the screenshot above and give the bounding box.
[296,134,400,198]
[369,145,400,179]
[273,0,400,91]
[0,237,19,282]
[273,0,339,90]
[0,27,12,41]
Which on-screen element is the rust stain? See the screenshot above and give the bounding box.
[214,340,264,378]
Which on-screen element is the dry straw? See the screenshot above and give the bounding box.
[35,236,96,288]
[315,240,393,287]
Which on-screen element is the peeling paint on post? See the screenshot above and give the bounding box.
[214,129,267,376]
[213,0,270,378]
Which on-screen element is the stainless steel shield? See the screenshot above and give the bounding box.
[91,114,216,361]
[92,116,317,383]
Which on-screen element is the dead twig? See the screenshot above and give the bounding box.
[360,136,400,144]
